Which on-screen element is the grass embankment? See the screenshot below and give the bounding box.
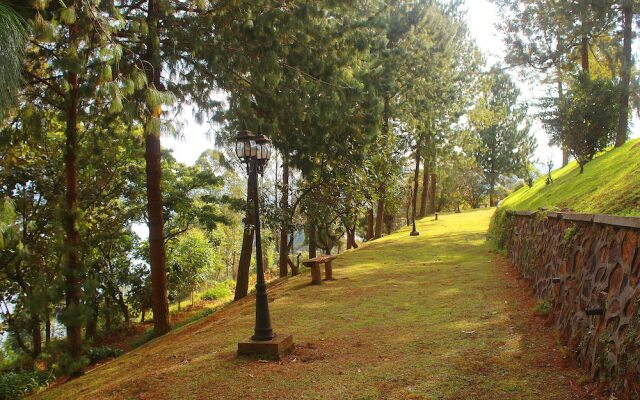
[34,209,588,399]
[501,138,640,216]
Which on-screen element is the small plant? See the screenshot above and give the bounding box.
[534,300,552,316]
[87,346,124,364]
[201,283,232,301]
[0,370,55,399]
[562,224,578,244]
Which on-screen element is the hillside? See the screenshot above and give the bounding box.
[33,209,589,400]
[500,139,640,216]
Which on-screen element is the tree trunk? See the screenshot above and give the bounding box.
[489,181,496,207]
[419,158,429,217]
[278,158,289,277]
[428,173,436,213]
[411,140,421,227]
[234,171,255,301]
[45,311,51,344]
[374,196,384,239]
[116,291,130,326]
[366,208,374,240]
[63,22,83,372]
[140,309,146,323]
[616,2,633,147]
[145,0,171,337]
[31,316,42,359]
[557,69,569,167]
[85,295,99,341]
[308,220,317,258]
[104,294,112,334]
[580,35,589,74]
[346,226,358,249]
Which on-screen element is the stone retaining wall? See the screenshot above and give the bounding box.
[504,210,640,396]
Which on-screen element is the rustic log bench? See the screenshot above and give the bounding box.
[302,255,337,285]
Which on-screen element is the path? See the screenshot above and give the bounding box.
[35,209,589,399]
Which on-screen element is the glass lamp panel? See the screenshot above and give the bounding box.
[235,141,244,159]
[250,140,258,157]
[256,143,266,160]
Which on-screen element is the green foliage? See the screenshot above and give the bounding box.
[488,208,510,250]
[471,66,535,203]
[534,300,552,316]
[87,346,123,364]
[541,74,620,172]
[200,283,232,301]
[0,370,55,400]
[0,1,27,115]
[167,228,220,303]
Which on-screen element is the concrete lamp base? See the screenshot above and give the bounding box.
[237,334,294,360]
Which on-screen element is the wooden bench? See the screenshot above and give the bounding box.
[302,255,337,285]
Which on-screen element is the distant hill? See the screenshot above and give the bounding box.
[500,139,640,216]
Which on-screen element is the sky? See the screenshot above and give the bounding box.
[164,0,638,170]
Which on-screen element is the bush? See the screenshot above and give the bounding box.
[200,283,232,301]
[0,370,55,399]
[488,208,510,250]
[87,346,123,364]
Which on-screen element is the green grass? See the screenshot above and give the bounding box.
[501,138,640,216]
[33,209,584,400]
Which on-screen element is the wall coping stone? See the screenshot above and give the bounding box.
[593,214,640,229]
[561,212,595,223]
[507,209,640,230]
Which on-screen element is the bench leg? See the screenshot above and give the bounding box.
[310,265,322,285]
[324,261,333,280]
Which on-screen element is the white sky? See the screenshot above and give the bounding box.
[164,0,639,170]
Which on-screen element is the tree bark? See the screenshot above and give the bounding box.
[145,0,170,337]
[63,21,83,371]
[278,158,289,277]
[580,35,590,74]
[411,138,421,227]
[234,171,255,301]
[374,196,384,239]
[31,316,42,359]
[85,295,99,341]
[419,157,429,217]
[45,311,51,344]
[428,173,436,213]
[616,2,633,147]
[308,220,317,258]
[366,208,374,240]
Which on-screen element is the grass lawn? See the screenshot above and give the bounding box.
[501,138,640,216]
[34,209,590,400]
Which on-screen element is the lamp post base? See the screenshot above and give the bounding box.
[237,333,294,360]
[410,231,420,236]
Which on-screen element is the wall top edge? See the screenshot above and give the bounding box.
[505,209,640,229]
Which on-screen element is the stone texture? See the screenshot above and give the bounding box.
[505,213,640,396]
[237,334,294,360]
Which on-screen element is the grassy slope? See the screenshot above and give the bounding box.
[501,138,640,216]
[34,210,586,400]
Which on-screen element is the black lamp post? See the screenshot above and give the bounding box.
[235,129,273,341]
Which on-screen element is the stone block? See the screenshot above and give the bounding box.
[562,212,594,223]
[594,214,640,229]
[237,334,294,360]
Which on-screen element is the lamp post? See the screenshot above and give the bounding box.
[235,129,274,341]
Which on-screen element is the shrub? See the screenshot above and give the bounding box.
[87,346,123,364]
[200,283,232,301]
[534,300,552,317]
[488,208,510,250]
[0,370,55,399]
